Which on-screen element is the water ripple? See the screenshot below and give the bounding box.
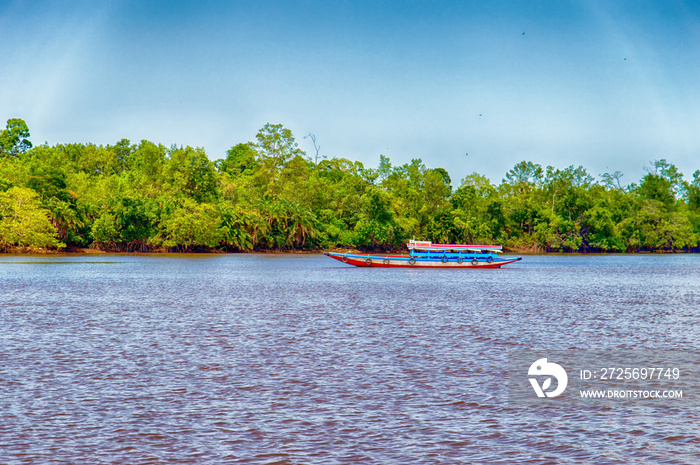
[0,254,699,463]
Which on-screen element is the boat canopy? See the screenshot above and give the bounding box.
[407,240,502,253]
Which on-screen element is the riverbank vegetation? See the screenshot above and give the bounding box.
[1,118,699,253]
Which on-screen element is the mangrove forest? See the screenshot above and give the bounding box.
[1,118,699,253]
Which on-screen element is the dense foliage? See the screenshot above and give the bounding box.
[1,119,699,253]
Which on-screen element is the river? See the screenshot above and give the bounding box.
[1,253,699,463]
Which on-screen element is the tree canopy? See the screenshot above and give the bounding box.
[1,117,698,252]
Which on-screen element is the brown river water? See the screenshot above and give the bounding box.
[1,253,699,464]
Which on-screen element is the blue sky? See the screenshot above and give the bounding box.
[2,0,699,186]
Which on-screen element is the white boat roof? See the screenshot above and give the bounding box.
[407,240,502,252]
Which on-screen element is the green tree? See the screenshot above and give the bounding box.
[19,145,88,245]
[311,158,371,247]
[637,174,676,207]
[354,186,401,249]
[377,154,392,183]
[219,143,257,175]
[111,138,133,172]
[254,124,303,173]
[503,160,543,190]
[91,212,120,246]
[158,199,223,251]
[0,187,63,249]
[91,196,154,250]
[218,203,256,251]
[128,140,167,184]
[687,170,700,212]
[599,170,625,190]
[637,159,685,208]
[166,146,218,202]
[450,173,498,244]
[0,118,32,157]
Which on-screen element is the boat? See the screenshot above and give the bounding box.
[324,240,522,268]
